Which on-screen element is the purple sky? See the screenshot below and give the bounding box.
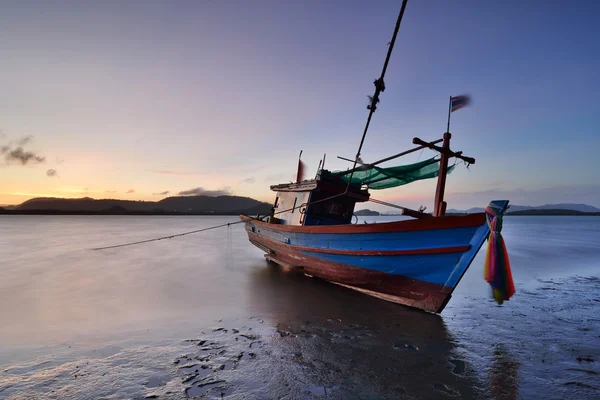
[1,0,599,210]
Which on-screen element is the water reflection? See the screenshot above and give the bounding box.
[245,264,484,399]
[488,343,520,400]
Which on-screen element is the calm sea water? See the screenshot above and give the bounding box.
[0,215,598,399]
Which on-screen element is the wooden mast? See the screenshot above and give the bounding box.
[434,132,451,216]
[413,134,475,217]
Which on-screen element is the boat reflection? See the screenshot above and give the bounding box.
[246,263,483,399]
[488,343,520,400]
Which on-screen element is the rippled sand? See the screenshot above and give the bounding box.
[1,273,598,399]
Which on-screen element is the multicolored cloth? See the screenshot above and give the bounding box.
[483,200,516,304]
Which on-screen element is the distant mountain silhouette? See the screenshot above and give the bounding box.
[6,198,599,217]
[447,203,600,214]
[507,209,600,216]
[355,209,381,216]
[12,195,273,215]
[526,203,600,212]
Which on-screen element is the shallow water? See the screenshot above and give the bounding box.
[0,215,598,399]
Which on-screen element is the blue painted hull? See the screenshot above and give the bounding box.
[242,213,491,313]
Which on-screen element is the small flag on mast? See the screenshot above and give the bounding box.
[450,95,470,112]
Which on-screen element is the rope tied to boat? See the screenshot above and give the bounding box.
[483,201,515,304]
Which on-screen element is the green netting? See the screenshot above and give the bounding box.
[323,157,454,189]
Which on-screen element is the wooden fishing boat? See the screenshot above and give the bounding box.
[240,0,513,313]
[241,133,509,313]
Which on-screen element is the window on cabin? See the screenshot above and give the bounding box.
[308,193,355,223]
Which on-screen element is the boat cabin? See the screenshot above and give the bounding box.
[261,132,478,225]
[267,172,369,226]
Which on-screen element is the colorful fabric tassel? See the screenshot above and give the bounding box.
[483,201,515,304]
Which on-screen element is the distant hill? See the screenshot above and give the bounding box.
[447,203,600,214]
[16,197,155,212]
[8,195,273,215]
[5,197,599,217]
[507,209,600,216]
[355,209,381,216]
[529,203,600,212]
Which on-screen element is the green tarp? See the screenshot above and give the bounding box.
[323,157,453,190]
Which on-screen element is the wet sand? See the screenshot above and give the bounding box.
[1,269,598,399]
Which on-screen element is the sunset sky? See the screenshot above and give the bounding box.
[1,0,599,211]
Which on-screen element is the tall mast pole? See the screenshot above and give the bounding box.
[438,96,453,217]
[345,0,409,191]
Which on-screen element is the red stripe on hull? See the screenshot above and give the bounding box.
[291,244,470,256]
[247,232,452,313]
[240,213,485,234]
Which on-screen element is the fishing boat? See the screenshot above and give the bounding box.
[240,0,514,313]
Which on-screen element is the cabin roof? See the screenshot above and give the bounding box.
[270,180,317,192]
[270,175,370,203]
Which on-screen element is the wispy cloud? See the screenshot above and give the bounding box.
[153,190,170,195]
[126,189,135,194]
[17,136,33,146]
[105,190,117,193]
[46,169,58,177]
[241,177,256,184]
[1,135,46,165]
[178,187,231,196]
[4,147,45,165]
